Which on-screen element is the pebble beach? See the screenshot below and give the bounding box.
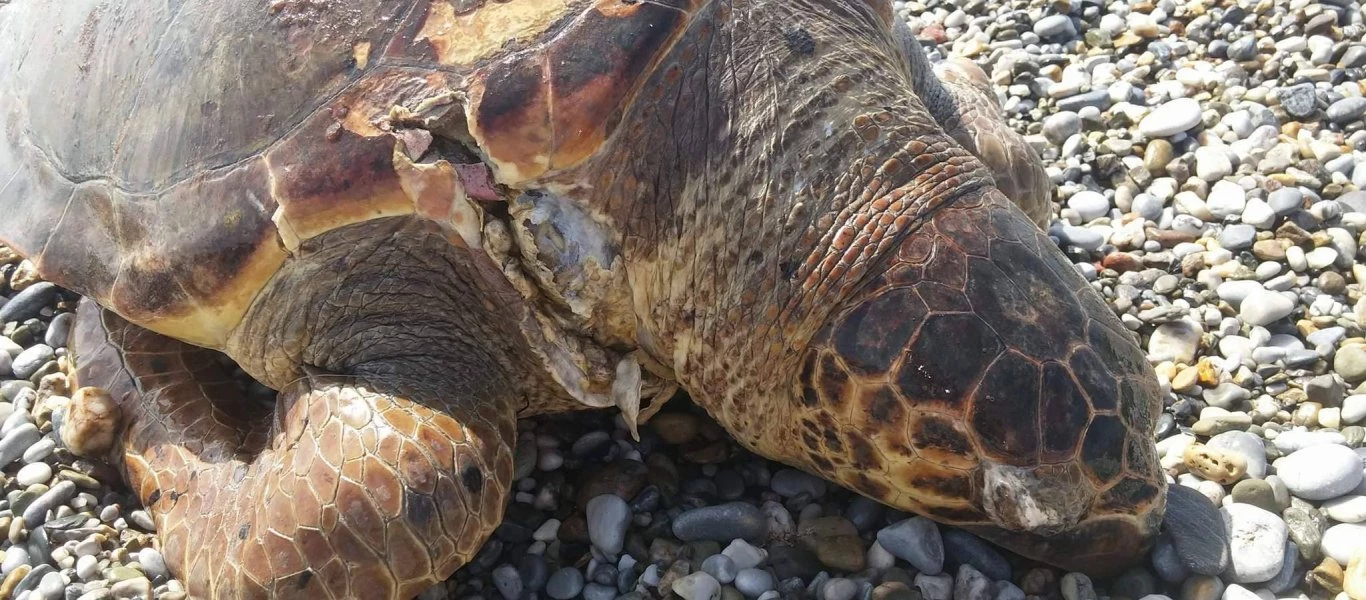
[1,0,1366,598]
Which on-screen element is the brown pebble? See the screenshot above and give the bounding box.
[650,412,701,445]
[61,387,121,459]
[1314,557,1346,595]
[576,459,649,508]
[0,564,30,599]
[873,582,921,600]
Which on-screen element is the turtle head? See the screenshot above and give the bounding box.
[793,185,1167,575]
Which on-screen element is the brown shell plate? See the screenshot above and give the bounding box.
[0,0,703,347]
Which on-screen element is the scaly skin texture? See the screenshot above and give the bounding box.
[11,0,1167,591]
[69,218,557,599]
[553,0,1165,574]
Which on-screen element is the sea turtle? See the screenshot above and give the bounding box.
[0,0,1166,598]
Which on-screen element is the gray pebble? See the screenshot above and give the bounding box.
[769,469,826,499]
[0,283,57,324]
[735,568,775,598]
[1327,97,1366,124]
[43,313,72,349]
[702,554,738,585]
[1276,444,1362,500]
[674,502,768,543]
[583,582,618,600]
[1221,503,1287,584]
[1033,14,1077,39]
[915,573,953,600]
[0,423,42,469]
[23,480,77,528]
[136,548,168,582]
[546,567,585,600]
[822,578,858,600]
[11,344,53,380]
[876,517,943,575]
[952,565,991,600]
[1278,83,1318,118]
[941,530,1009,581]
[1164,485,1230,575]
[586,494,630,555]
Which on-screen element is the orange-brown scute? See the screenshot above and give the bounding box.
[467,0,699,184]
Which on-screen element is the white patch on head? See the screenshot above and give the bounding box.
[981,461,1086,535]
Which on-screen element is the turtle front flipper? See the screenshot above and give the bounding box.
[932,58,1055,229]
[68,299,516,600]
[894,23,1053,228]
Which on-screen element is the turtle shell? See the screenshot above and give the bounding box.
[0,0,701,348]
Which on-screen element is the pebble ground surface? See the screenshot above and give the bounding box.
[1,0,1366,598]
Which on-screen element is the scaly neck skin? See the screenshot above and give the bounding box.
[573,0,996,428]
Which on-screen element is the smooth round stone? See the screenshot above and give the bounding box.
[1181,575,1223,600]
[1323,495,1366,523]
[1067,191,1109,221]
[1140,98,1203,137]
[702,555,738,585]
[1217,225,1256,251]
[1221,583,1259,600]
[674,503,768,543]
[1276,444,1363,500]
[13,463,50,488]
[546,567,585,600]
[867,541,895,571]
[941,530,1009,581]
[953,565,991,600]
[910,572,949,600]
[586,494,630,554]
[137,548,168,582]
[770,469,827,499]
[1202,382,1251,411]
[673,572,721,600]
[0,283,57,324]
[1322,523,1366,565]
[1033,14,1077,39]
[1338,351,1366,384]
[876,517,944,575]
[821,578,858,600]
[1044,112,1084,146]
[1346,556,1366,600]
[1149,321,1202,364]
[1165,485,1231,575]
[1327,97,1366,124]
[1060,572,1096,600]
[735,568,775,598]
[722,540,767,570]
[10,344,53,380]
[1239,290,1295,326]
[493,565,524,600]
[1220,503,1288,584]
[2,545,29,574]
[1273,430,1347,453]
[1230,479,1280,513]
[584,583,617,600]
[1208,181,1247,219]
[1150,536,1189,583]
[1208,431,1266,479]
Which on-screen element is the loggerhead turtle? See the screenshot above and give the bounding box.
[0,0,1166,598]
